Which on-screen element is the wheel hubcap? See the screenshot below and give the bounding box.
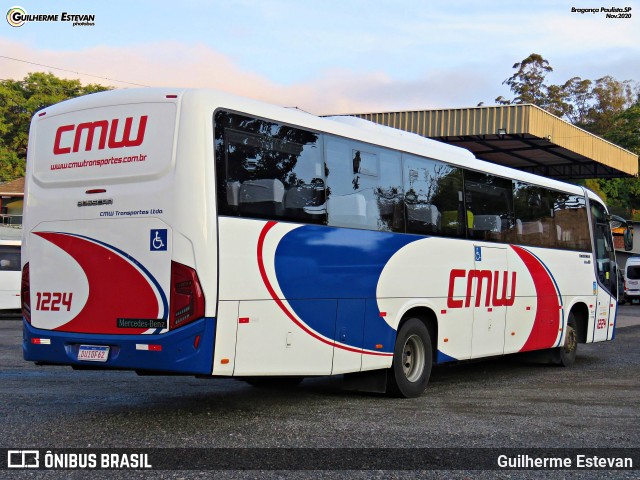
[402,334,425,382]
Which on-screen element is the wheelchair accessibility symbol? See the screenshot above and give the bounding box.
[150,229,168,251]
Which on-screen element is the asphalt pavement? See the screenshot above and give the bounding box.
[0,311,638,478]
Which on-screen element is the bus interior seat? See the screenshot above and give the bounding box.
[328,194,367,226]
[407,204,441,231]
[238,178,285,217]
[284,184,325,220]
[517,219,543,243]
[226,181,241,207]
[474,215,502,232]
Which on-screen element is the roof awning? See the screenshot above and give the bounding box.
[347,104,638,179]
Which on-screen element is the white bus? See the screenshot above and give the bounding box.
[21,89,626,397]
[0,239,21,316]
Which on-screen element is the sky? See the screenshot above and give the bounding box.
[1,0,639,115]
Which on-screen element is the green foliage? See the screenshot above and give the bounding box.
[585,102,640,218]
[497,54,640,219]
[0,146,24,182]
[0,72,110,181]
[605,102,640,155]
[496,54,553,106]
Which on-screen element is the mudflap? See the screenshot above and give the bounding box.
[343,369,388,394]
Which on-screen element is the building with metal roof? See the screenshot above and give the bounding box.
[349,104,638,180]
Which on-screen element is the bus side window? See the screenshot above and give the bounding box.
[214,111,326,224]
[325,137,403,232]
[464,171,514,243]
[513,183,559,249]
[555,195,590,251]
[402,154,465,238]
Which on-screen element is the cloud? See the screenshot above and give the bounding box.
[0,38,499,115]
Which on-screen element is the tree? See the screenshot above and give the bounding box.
[559,76,593,125]
[495,54,639,135]
[579,76,638,136]
[605,102,640,155]
[495,54,640,219]
[495,53,553,106]
[0,72,110,180]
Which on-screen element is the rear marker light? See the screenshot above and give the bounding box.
[170,262,205,330]
[38,111,46,117]
[194,335,200,349]
[21,263,31,323]
[136,344,162,351]
[379,312,387,317]
[31,338,51,345]
[86,189,107,194]
[166,94,178,98]
[239,317,249,324]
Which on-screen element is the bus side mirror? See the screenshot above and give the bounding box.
[624,227,633,251]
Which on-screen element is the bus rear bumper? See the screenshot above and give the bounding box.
[22,317,216,375]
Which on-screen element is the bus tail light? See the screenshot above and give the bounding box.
[21,263,31,323]
[169,261,205,330]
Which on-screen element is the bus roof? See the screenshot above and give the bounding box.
[38,87,600,203]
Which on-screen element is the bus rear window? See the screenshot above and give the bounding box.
[0,246,20,272]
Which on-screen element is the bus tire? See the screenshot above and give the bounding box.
[553,313,578,367]
[386,318,432,398]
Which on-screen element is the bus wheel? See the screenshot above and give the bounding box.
[553,314,578,367]
[386,318,432,398]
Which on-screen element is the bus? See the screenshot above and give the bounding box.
[21,88,629,398]
[0,239,21,316]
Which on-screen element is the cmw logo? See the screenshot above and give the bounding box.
[53,116,148,155]
[447,269,517,308]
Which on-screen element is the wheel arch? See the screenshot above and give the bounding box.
[397,306,438,362]
[569,301,589,344]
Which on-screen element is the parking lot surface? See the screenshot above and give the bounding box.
[0,315,638,478]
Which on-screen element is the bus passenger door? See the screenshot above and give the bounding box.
[471,245,508,358]
[594,284,614,342]
[592,201,616,342]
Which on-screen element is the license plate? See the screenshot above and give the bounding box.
[77,345,110,362]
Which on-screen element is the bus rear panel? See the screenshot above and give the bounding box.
[22,89,214,374]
